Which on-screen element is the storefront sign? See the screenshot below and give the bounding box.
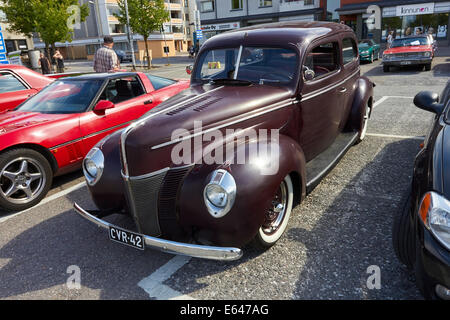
[396,3,434,16]
[0,26,8,64]
[201,22,240,32]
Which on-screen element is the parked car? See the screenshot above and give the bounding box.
[0,65,55,112]
[115,50,133,63]
[0,72,189,211]
[74,21,375,261]
[358,39,380,63]
[382,35,434,72]
[392,81,450,300]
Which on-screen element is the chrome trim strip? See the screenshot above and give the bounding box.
[120,85,225,177]
[233,45,243,80]
[74,203,243,261]
[301,68,360,102]
[122,167,170,181]
[151,99,295,150]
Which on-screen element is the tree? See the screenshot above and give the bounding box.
[114,0,169,69]
[0,0,89,59]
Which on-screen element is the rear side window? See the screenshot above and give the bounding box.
[99,76,146,104]
[342,38,358,65]
[146,74,176,90]
[304,42,339,80]
[0,72,27,93]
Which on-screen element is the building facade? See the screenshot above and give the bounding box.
[0,6,34,54]
[32,0,198,60]
[337,0,450,44]
[197,0,327,42]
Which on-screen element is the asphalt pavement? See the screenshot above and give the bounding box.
[0,51,449,300]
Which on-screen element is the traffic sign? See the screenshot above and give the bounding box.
[196,29,203,39]
[0,26,9,64]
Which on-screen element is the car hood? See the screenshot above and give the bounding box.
[122,84,294,176]
[0,110,74,135]
[384,45,432,54]
[359,44,370,50]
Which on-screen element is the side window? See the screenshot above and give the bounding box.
[99,76,145,104]
[0,72,27,93]
[146,74,176,90]
[304,42,339,81]
[342,38,358,65]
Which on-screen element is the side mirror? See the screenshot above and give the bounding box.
[186,65,193,75]
[94,100,114,114]
[413,91,444,114]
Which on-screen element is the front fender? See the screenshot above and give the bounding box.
[348,76,374,132]
[177,134,306,247]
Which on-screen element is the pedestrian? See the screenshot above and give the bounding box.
[53,50,65,73]
[93,36,120,73]
[38,52,51,75]
[387,31,394,49]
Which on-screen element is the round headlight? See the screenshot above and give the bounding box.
[83,147,104,186]
[203,169,237,218]
[205,184,228,208]
[424,51,431,57]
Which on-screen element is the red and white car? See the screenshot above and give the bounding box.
[0,72,189,211]
[382,35,434,72]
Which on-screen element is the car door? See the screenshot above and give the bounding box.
[298,40,344,161]
[340,36,360,130]
[0,71,38,111]
[79,75,155,154]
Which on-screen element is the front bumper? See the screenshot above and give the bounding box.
[383,57,432,66]
[74,203,243,261]
[416,226,450,299]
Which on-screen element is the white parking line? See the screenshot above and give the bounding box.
[373,96,414,108]
[366,133,425,140]
[0,181,86,224]
[138,255,194,300]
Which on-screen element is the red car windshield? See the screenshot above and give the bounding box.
[391,37,430,48]
[16,79,104,114]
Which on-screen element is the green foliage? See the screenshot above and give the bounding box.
[0,0,90,46]
[114,0,170,39]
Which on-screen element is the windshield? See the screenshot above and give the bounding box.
[194,46,298,88]
[359,40,372,46]
[16,79,104,114]
[391,37,429,48]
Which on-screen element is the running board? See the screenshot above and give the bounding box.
[306,132,359,194]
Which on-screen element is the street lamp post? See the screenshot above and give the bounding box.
[124,0,137,70]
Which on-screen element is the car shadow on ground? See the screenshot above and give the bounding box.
[363,64,427,77]
[0,139,423,299]
[432,63,450,77]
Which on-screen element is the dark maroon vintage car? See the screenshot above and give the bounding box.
[74,21,375,260]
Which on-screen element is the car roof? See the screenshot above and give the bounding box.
[201,21,353,51]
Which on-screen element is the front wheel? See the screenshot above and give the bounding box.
[0,148,53,212]
[383,65,390,72]
[424,63,432,71]
[254,175,294,248]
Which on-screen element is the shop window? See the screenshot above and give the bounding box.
[382,13,448,41]
[342,38,357,65]
[5,40,16,53]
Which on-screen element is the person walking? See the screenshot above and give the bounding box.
[387,31,394,49]
[53,50,65,73]
[93,36,120,73]
[38,52,51,75]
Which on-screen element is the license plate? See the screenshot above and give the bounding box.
[400,61,412,65]
[109,226,144,250]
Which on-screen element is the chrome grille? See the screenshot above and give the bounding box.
[158,165,193,238]
[126,169,168,237]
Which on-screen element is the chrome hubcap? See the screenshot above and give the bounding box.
[0,158,45,204]
[262,181,288,235]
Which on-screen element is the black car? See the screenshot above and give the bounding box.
[114,49,133,63]
[393,80,450,300]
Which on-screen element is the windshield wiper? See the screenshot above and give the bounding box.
[207,78,252,86]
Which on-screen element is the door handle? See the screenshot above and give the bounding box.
[144,99,153,105]
[339,87,347,93]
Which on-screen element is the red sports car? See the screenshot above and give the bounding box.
[0,72,189,211]
[382,35,434,72]
[0,65,57,111]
